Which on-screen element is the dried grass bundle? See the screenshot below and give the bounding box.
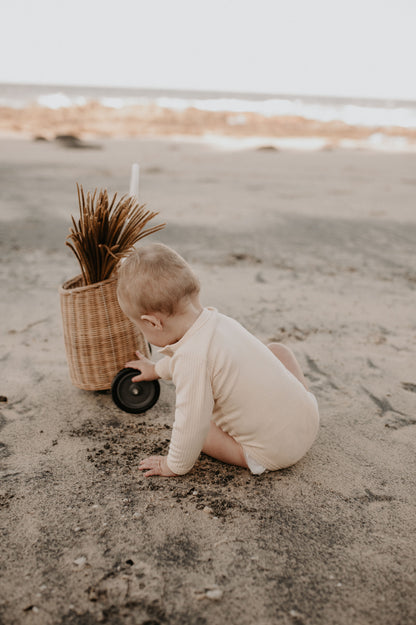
[66,184,165,285]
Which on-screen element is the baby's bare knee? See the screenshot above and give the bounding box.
[267,342,308,389]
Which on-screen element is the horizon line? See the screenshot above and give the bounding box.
[1,80,416,106]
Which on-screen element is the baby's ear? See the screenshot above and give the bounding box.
[140,314,163,329]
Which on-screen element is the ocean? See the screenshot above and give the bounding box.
[1,82,416,130]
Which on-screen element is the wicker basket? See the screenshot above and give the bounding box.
[59,274,149,391]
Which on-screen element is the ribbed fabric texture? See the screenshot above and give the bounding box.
[155,308,319,475]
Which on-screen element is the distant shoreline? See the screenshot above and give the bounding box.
[2,81,416,108]
[1,100,415,152]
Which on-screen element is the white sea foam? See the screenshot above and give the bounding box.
[16,89,416,129]
[36,92,88,109]
[18,92,416,128]
[1,84,415,149]
[152,96,416,128]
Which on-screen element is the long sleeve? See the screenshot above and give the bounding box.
[166,353,214,475]
[154,356,172,380]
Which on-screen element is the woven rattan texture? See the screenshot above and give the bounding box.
[60,275,149,391]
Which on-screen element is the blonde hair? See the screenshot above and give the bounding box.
[117,243,200,317]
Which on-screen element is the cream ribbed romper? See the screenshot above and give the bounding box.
[155,308,319,475]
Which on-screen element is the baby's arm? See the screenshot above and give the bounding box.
[128,352,177,477]
[125,350,160,383]
[164,354,214,474]
[138,354,214,478]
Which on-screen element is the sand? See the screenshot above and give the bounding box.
[2,101,416,147]
[1,136,416,625]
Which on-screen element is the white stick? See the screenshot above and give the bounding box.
[129,163,140,199]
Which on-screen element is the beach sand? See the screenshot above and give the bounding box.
[2,101,416,147]
[1,136,416,624]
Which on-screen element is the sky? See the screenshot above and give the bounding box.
[2,0,416,101]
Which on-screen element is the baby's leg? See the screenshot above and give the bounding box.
[267,342,308,390]
[202,422,248,468]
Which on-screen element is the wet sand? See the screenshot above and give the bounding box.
[1,137,416,624]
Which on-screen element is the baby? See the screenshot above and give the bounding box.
[117,243,319,477]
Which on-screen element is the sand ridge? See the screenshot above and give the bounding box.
[1,101,416,148]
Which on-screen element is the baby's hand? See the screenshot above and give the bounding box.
[125,350,159,382]
[139,455,178,477]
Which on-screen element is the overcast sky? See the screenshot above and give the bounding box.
[2,0,415,100]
